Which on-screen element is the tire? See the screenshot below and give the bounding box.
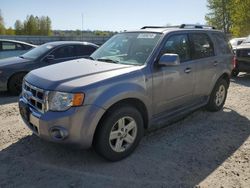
[206,79,228,112]
[94,105,144,161]
[231,69,239,77]
[8,73,26,95]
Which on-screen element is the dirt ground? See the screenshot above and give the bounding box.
[0,74,249,188]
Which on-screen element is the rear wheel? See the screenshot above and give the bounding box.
[94,105,144,161]
[8,73,26,95]
[206,79,228,112]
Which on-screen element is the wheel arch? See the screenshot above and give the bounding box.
[7,71,28,89]
[7,71,28,94]
[93,98,149,145]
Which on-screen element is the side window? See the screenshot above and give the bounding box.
[161,34,191,62]
[51,45,75,59]
[212,33,231,55]
[2,42,16,50]
[76,45,97,56]
[16,43,25,50]
[190,33,214,59]
[23,44,33,50]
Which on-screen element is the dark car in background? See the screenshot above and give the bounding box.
[232,35,250,76]
[0,41,98,94]
[0,39,37,59]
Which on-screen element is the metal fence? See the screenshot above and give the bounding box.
[0,35,111,45]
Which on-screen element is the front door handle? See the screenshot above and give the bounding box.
[214,61,219,66]
[184,68,192,74]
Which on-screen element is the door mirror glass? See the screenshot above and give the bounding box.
[158,53,180,66]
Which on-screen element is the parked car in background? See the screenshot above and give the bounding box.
[232,35,250,76]
[0,41,98,94]
[0,39,36,59]
[19,24,233,161]
[229,37,246,53]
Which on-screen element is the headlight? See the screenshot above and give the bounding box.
[48,91,84,111]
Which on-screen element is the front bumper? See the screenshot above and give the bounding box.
[19,97,105,148]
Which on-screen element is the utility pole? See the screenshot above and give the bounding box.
[81,13,84,41]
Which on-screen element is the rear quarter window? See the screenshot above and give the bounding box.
[77,45,97,56]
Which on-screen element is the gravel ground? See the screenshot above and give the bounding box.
[0,74,249,188]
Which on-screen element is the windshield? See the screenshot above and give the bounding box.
[243,35,250,43]
[21,43,54,60]
[90,32,162,65]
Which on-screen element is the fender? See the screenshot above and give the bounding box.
[92,82,152,119]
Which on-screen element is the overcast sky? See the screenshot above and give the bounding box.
[1,0,208,31]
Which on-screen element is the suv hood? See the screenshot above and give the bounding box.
[237,43,250,49]
[26,58,141,91]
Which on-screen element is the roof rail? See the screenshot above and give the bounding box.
[179,24,216,29]
[141,24,216,30]
[141,26,179,29]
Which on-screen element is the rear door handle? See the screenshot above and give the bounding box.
[214,61,219,66]
[184,68,192,73]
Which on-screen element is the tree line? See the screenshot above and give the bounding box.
[0,10,52,36]
[206,0,250,37]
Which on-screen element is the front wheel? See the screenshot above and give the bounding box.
[8,73,26,95]
[206,79,228,112]
[94,105,144,161]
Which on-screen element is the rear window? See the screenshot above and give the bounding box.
[2,42,25,51]
[212,33,232,55]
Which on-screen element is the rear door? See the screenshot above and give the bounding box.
[189,32,218,99]
[152,33,196,115]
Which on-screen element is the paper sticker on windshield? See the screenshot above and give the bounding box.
[46,45,53,49]
[137,33,156,39]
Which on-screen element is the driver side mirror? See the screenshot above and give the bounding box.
[44,55,55,62]
[158,54,180,66]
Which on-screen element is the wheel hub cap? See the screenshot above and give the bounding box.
[109,116,137,153]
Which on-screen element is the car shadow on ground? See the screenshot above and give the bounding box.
[0,108,249,187]
[0,91,18,105]
[231,73,250,87]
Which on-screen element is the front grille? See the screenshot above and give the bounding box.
[237,49,250,58]
[23,81,47,113]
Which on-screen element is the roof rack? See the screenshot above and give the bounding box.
[141,24,216,30]
[179,24,216,29]
[141,26,179,29]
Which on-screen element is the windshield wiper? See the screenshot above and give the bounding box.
[87,56,94,60]
[96,58,119,64]
[19,55,24,59]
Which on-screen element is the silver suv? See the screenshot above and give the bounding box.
[19,24,233,161]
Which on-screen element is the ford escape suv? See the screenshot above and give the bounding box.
[19,24,233,161]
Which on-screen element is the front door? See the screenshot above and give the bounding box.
[152,33,196,115]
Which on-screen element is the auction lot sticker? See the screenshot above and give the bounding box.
[137,33,156,39]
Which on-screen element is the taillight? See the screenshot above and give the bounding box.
[232,56,237,69]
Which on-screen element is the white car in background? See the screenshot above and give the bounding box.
[0,39,36,59]
[229,37,246,52]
